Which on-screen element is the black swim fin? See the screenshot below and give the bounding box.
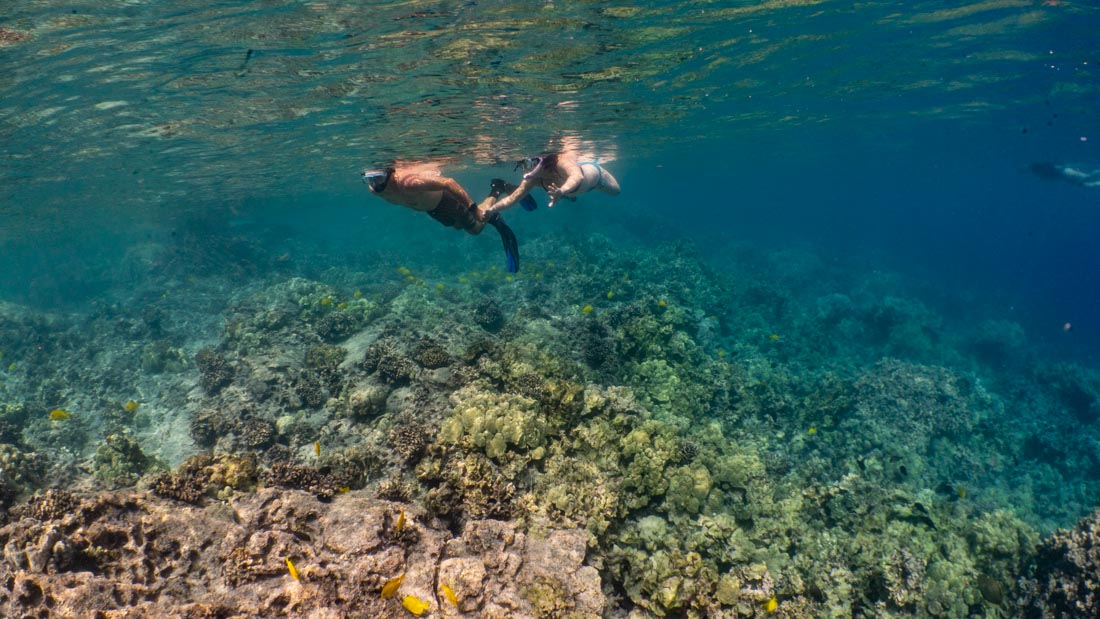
[489,178,538,211]
[488,214,519,273]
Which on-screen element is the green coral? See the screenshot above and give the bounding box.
[439,386,547,460]
[528,454,619,537]
[618,420,679,509]
[93,433,165,488]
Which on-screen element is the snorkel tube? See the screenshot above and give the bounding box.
[514,157,544,180]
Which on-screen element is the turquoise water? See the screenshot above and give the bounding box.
[3,1,1098,356]
[2,1,1100,616]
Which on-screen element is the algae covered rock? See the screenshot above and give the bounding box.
[439,520,604,619]
[0,488,604,618]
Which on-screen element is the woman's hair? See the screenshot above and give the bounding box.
[539,153,558,169]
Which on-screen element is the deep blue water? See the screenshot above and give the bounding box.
[1,0,1098,361]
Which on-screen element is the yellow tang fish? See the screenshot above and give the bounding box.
[396,507,406,534]
[49,409,71,421]
[381,573,404,599]
[402,595,430,616]
[286,557,300,582]
[314,441,321,457]
[765,595,778,613]
[440,584,458,606]
[124,400,140,413]
[581,305,593,314]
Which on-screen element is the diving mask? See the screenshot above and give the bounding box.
[361,168,393,192]
[514,157,542,173]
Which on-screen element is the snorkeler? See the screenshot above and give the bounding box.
[1029,162,1100,188]
[480,152,621,218]
[362,165,520,272]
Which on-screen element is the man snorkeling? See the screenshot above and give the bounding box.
[480,152,621,218]
[362,164,521,272]
[1029,162,1100,188]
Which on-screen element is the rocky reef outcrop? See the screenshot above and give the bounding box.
[0,487,602,618]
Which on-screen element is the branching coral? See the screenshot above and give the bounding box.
[1020,507,1100,616]
[412,337,451,369]
[195,347,234,394]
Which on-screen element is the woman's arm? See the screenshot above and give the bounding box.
[552,159,585,200]
[487,176,538,213]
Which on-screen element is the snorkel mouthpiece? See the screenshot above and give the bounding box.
[517,157,543,180]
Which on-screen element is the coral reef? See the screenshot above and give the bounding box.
[3,231,1100,618]
[93,433,162,488]
[195,347,235,394]
[1020,507,1100,617]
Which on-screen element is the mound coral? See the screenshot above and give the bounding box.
[438,386,547,461]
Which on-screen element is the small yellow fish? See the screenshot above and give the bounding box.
[402,595,430,616]
[314,441,321,457]
[440,584,458,606]
[458,276,469,284]
[769,333,781,341]
[807,426,817,435]
[337,302,347,310]
[320,297,333,306]
[957,486,967,499]
[381,573,405,599]
[396,508,406,534]
[7,362,16,372]
[49,409,71,421]
[657,299,667,307]
[124,400,140,413]
[765,595,778,613]
[397,266,411,276]
[581,305,593,314]
[286,557,300,582]
[606,291,614,299]
[337,486,351,494]
[717,349,726,358]
[353,290,362,298]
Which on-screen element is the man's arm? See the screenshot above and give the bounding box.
[408,176,476,206]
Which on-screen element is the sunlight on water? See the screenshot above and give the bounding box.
[2,0,1092,229]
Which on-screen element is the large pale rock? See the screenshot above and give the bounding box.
[0,488,604,618]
